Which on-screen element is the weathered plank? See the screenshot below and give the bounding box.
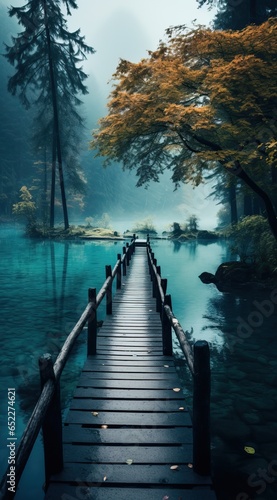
[63,444,193,463]
[63,426,193,445]
[73,388,185,400]
[48,463,213,485]
[69,398,187,412]
[46,484,216,500]
[65,410,191,426]
[76,377,184,390]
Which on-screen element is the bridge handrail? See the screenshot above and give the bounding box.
[146,238,211,476]
[0,236,136,499]
[163,304,194,375]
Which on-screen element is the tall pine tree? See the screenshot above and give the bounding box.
[4,0,94,229]
[197,0,277,31]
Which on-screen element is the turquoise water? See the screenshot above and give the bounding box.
[0,228,277,499]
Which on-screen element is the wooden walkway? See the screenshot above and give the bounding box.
[45,245,216,499]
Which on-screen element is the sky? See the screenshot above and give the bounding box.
[1,0,220,229]
[66,0,216,93]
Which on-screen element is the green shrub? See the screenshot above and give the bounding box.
[230,216,277,270]
[12,186,37,232]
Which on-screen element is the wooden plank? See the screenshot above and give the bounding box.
[63,426,193,445]
[46,484,216,500]
[84,356,175,366]
[69,399,187,412]
[99,332,162,337]
[73,388,185,400]
[82,366,176,374]
[77,371,177,379]
[76,378,183,390]
[47,463,212,485]
[63,443,193,463]
[65,410,191,426]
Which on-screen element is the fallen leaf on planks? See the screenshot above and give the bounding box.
[170,465,179,470]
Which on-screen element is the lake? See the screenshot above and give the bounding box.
[0,226,277,499]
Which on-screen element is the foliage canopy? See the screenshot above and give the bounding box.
[91,19,277,236]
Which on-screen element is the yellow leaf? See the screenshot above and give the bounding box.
[179,407,185,411]
[244,446,255,455]
[188,463,193,468]
[164,365,169,368]
[101,425,108,429]
[103,476,107,481]
[126,459,133,465]
[91,412,98,417]
[173,388,181,392]
[170,465,179,470]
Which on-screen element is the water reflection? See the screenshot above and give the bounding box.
[153,240,277,499]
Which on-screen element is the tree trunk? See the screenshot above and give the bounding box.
[50,132,56,228]
[235,163,277,240]
[229,182,238,224]
[243,193,253,216]
[252,196,261,215]
[43,0,69,230]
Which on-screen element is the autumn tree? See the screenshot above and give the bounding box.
[91,19,277,239]
[5,0,94,229]
[198,0,277,220]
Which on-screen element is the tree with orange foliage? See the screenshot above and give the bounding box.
[91,19,277,238]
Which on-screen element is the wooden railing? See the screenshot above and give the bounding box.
[0,237,136,499]
[146,238,211,476]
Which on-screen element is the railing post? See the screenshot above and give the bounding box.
[193,340,211,476]
[39,354,63,487]
[126,242,130,265]
[162,294,173,356]
[87,288,97,355]
[106,265,112,315]
[149,252,155,281]
[156,266,161,312]
[116,254,122,289]
[132,234,136,253]
[123,246,127,276]
[159,278,167,318]
[152,259,157,297]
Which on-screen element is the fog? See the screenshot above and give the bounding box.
[1,0,220,232]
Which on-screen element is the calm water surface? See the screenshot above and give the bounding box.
[0,227,277,499]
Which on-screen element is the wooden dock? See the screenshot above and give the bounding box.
[44,244,216,499]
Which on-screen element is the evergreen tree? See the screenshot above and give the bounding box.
[4,0,94,229]
[197,0,277,31]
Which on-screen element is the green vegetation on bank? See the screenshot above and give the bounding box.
[229,215,277,278]
[167,216,219,242]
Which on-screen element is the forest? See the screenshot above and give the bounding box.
[0,0,276,245]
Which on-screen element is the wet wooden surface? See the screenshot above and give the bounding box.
[45,247,216,499]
